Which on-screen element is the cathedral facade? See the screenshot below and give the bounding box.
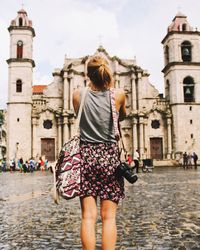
[6,9,200,163]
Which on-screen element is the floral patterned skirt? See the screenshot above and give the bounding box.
[80,141,124,203]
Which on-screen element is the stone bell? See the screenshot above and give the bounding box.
[185,87,191,94]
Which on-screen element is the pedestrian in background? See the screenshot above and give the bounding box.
[2,159,6,172]
[73,56,126,250]
[127,154,134,167]
[44,159,48,170]
[187,153,192,168]
[193,152,198,170]
[9,159,15,172]
[29,158,35,173]
[133,149,140,173]
[18,158,23,173]
[40,158,45,171]
[183,152,188,169]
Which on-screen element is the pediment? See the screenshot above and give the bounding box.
[33,106,61,117]
[43,81,63,97]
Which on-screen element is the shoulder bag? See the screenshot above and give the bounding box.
[53,88,87,204]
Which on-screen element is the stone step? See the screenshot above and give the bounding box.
[152,159,179,167]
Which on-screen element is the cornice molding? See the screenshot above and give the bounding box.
[7,101,32,105]
[162,61,200,73]
[170,102,200,106]
[7,58,35,67]
[162,30,200,44]
[8,25,35,37]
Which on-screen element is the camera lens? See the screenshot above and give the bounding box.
[116,162,138,184]
[123,170,138,184]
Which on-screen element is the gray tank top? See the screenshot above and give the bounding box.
[79,88,116,143]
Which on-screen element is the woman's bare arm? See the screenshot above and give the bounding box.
[114,89,126,121]
[72,89,81,115]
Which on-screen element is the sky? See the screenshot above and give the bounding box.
[1,0,200,109]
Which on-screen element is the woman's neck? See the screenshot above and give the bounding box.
[89,82,109,92]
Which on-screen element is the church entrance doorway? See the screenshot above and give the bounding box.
[150,138,163,159]
[41,138,55,162]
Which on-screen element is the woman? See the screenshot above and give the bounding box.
[73,56,126,250]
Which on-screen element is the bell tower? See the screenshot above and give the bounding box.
[7,9,35,161]
[162,12,200,155]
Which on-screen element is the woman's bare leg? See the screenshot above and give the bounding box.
[80,196,97,250]
[100,199,118,250]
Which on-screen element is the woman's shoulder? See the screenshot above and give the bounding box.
[73,88,81,96]
[72,88,81,103]
[112,88,125,100]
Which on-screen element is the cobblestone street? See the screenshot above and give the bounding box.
[1,167,200,250]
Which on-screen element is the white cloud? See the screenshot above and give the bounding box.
[33,72,53,86]
[1,0,200,108]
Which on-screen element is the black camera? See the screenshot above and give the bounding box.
[116,162,138,184]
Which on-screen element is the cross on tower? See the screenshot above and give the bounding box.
[177,5,182,12]
[98,34,103,46]
[21,1,25,9]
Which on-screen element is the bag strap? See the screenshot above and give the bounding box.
[74,87,88,134]
[109,88,127,158]
[109,88,120,140]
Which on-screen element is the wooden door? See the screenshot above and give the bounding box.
[41,138,55,161]
[150,138,163,159]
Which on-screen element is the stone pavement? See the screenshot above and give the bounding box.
[0,167,200,250]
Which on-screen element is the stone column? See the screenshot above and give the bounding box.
[132,117,138,153]
[136,73,142,110]
[143,117,148,158]
[57,117,62,154]
[114,60,119,88]
[69,73,74,110]
[139,115,144,158]
[114,74,119,88]
[63,115,69,143]
[69,117,76,138]
[32,117,38,158]
[63,72,69,110]
[167,116,172,159]
[131,73,136,110]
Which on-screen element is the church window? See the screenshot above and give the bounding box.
[164,46,169,64]
[190,120,193,124]
[165,80,170,101]
[17,118,20,122]
[16,80,22,93]
[151,120,160,129]
[191,134,193,139]
[181,41,192,62]
[19,17,23,26]
[189,106,192,111]
[183,76,194,102]
[182,23,187,31]
[43,120,53,129]
[17,40,23,58]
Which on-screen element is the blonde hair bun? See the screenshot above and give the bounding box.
[87,56,113,89]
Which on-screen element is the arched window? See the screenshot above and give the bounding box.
[181,41,192,62]
[183,76,194,102]
[182,23,187,31]
[165,46,169,64]
[165,79,170,101]
[16,80,22,93]
[17,40,23,58]
[19,17,23,26]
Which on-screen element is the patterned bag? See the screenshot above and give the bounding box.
[53,88,87,204]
